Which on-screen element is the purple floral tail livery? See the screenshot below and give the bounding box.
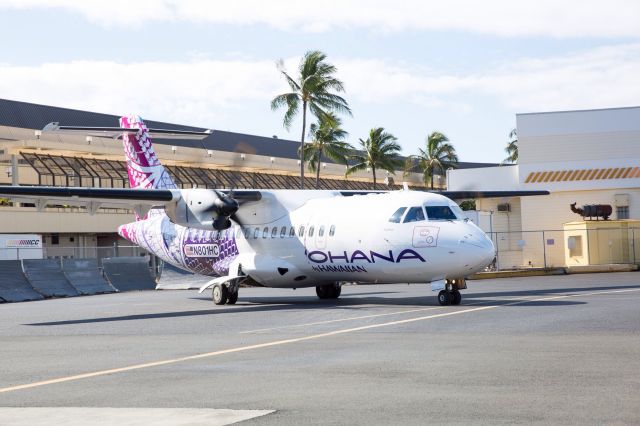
[119,115,177,220]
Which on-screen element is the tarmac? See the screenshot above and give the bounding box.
[1,272,640,425]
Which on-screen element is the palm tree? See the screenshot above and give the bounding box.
[303,113,352,189]
[346,127,403,190]
[271,50,351,189]
[405,131,458,189]
[502,128,518,164]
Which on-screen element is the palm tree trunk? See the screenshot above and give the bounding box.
[430,173,434,190]
[372,166,377,190]
[300,101,307,190]
[315,148,322,189]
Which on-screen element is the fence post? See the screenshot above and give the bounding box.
[542,230,547,269]
[495,232,500,270]
[632,228,636,264]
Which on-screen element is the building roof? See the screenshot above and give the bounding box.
[0,98,497,169]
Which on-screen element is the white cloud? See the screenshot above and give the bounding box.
[0,44,638,128]
[1,0,639,38]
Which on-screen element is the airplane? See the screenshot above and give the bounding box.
[0,115,548,306]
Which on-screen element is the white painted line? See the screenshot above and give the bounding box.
[0,407,275,426]
[1,287,639,395]
[239,306,443,334]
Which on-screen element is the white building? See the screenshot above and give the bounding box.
[449,106,640,269]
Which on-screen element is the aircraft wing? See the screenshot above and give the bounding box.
[0,186,179,215]
[435,190,550,199]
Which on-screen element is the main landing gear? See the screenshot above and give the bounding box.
[316,283,342,300]
[212,283,239,305]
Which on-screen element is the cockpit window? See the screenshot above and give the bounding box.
[403,206,425,223]
[425,205,458,221]
[388,207,407,223]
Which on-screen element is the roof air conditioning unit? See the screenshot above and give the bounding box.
[497,203,511,213]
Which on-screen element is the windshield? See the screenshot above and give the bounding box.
[403,206,426,223]
[425,205,460,221]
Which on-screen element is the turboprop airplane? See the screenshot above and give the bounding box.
[0,115,548,306]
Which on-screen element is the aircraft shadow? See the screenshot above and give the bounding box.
[26,295,584,326]
[465,284,640,299]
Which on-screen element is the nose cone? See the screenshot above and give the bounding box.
[459,228,496,273]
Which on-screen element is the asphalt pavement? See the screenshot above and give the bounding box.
[1,273,639,425]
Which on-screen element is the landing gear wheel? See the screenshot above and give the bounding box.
[212,284,228,305]
[451,289,462,305]
[227,290,238,305]
[438,290,452,306]
[316,284,341,300]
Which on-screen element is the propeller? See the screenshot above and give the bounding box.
[212,189,240,230]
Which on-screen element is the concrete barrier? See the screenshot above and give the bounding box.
[22,259,79,298]
[62,259,116,295]
[102,257,156,291]
[0,260,43,302]
[156,262,211,290]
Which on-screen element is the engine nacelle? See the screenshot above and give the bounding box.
[232,253,309,287]
[165,188,233,231]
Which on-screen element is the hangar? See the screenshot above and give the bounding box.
[448,106,640,269]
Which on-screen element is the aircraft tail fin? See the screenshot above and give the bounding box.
[119,115,178,191]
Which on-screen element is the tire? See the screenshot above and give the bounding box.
[227,291,238,305]
[437,290,451,306]
[212,284,228,305]
[330,284,342,299]
[316,285,329,299]
[451,289,462,305]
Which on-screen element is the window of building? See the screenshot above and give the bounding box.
[318,225,325,237]
[51,234,59,245]
[403,206,425,223]
[280,226,287,238]
[309,226,315,237]
[388,207,407,223]
[425,206,458,221]
[271,227,278,238]
[329,225,336,237]
[289,227,296,237]
[262,227,269,238]
[617,206,630,219]
[298,226,305,237]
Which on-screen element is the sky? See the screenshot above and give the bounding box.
[0,0,639,163]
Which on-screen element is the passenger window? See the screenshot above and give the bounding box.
[254,227,260,239]
[298,226,305,237]
[271,227,278,238]
[403,206,425,223]
[329,225,335,236]
[425,206,458,221]
[309,226,315,237]
[388,207,407,223]
[319,225,325,237]
[289,227,296,237]
[262,227,269,238]
[244,228,251,239]
[280,226,287,238]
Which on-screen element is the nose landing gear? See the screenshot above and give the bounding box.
[436,278,465,306]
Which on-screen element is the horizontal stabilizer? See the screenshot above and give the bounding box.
[42,123,212,140]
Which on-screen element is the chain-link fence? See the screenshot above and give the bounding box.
[487,227,640,270]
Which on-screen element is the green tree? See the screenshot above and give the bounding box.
[502,128,518,164]
[303,113,352,189]
[346,127,403,190]
[271,50,351,189]
[405,131,458,189]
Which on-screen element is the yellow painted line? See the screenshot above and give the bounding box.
[614,168,626,179]
[621,168,632,179]
[557,170,568,181]
[634,167,640,178]
[2,287,640,395]
[584,169,598,180]
[531,171,543,183]
[594,169,606,179]
[535,171,548,183]
[601,168,613,179]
